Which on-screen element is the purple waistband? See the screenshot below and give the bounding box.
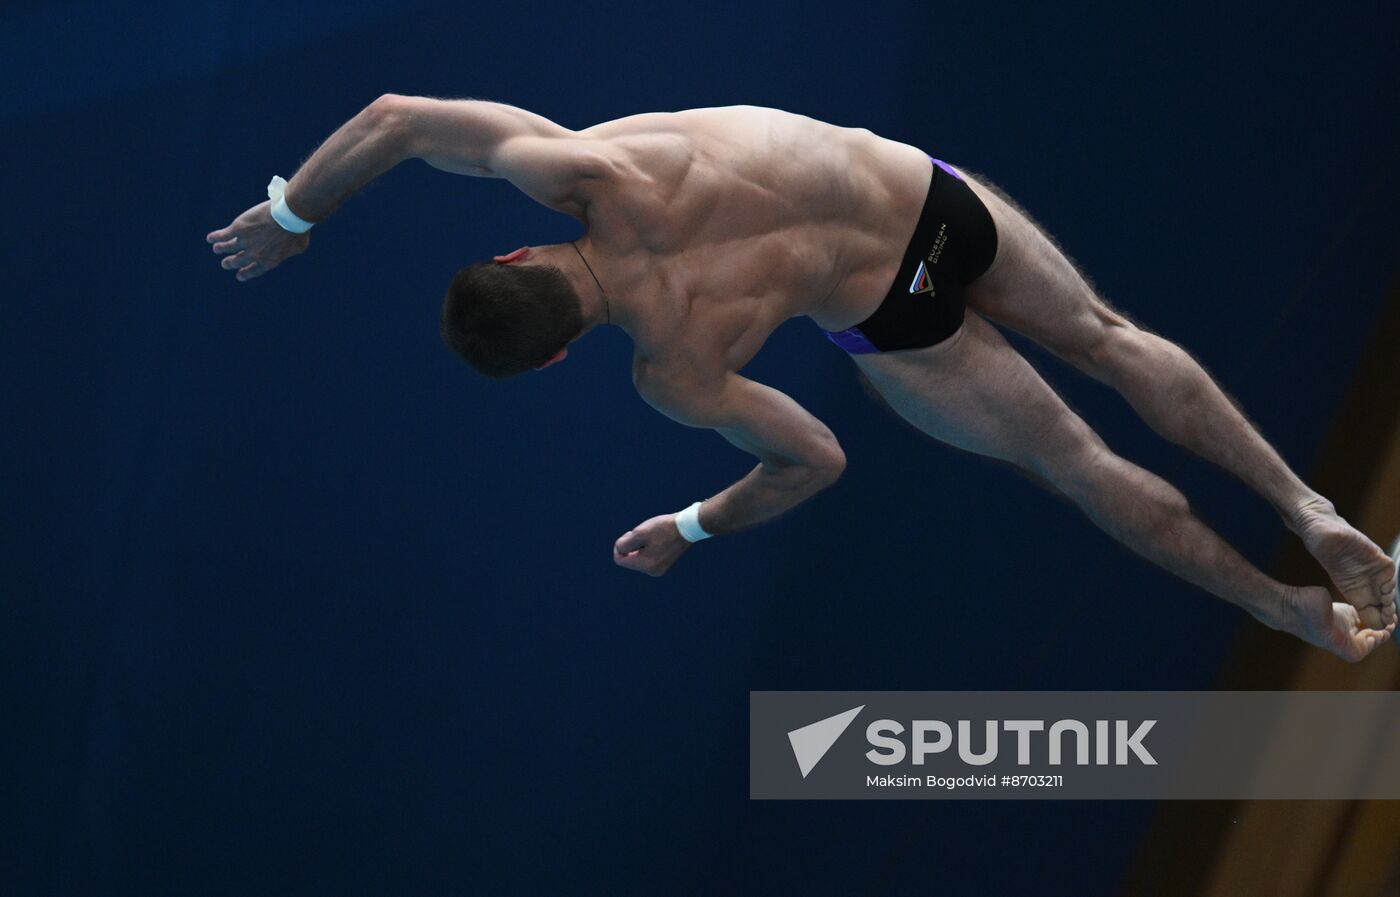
[823,326,881,354]
[822,153,957,354]
[929,155,963,181]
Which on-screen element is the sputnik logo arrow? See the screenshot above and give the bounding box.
[787,705,865,778]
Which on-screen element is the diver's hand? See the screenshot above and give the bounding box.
[613,514,695,576]
[206,200,309,282]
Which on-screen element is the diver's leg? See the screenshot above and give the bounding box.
[854,312,1393,661]
[952,165,1396,628]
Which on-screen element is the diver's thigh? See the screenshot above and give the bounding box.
[853,312,1099,471]
[955,167,1129,359]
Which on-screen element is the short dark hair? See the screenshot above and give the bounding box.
[440,261,585,378]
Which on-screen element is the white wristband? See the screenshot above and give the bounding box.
[674,501,712,542]
[267,175,315,234]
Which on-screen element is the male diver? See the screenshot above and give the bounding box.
[207,96,1397,661]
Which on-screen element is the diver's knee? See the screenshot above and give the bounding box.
[1025,417,1110,493]
[1077,318,1147,381]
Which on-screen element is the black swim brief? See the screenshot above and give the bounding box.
[823,155,998,354]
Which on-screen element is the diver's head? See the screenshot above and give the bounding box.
[440,246,584,378]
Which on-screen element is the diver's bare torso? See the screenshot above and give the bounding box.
[570,105,936,375]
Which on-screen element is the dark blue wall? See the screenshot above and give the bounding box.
[5,1,1397,894]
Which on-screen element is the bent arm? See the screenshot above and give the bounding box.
[280,94,605,223]
[208,94,599,281]
[641,372,847,537]
[275,94,413,224]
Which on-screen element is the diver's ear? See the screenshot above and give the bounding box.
[493,247,530,264]
[534,347,568,370]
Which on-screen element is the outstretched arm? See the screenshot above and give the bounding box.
[206,94,607,280]
[613,370,847,576]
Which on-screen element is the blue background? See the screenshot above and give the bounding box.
[4,1,1397,894]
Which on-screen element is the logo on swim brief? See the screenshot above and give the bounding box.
[908,261,935,296]
[910,223,950,295]
[926,223,949,266]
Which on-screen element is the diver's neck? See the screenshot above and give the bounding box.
[563,235,638,335]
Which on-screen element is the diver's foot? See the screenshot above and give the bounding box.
[1389,532,1400,644]
[1290,497,1395,630]
[1279,585,1394,662]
